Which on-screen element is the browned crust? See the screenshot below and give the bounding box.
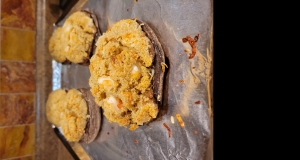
[78,88,101,144]
[57,10,102,65]
[81,9,101,50]
[77,9,102,66]
[136,20,165,108]
[61,60,72,65]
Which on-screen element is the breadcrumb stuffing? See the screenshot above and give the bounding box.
[45,89,88,142]
[46,89,67,127]
[89,19,158,130]
[60,89,88,142]
[48,11,96,63]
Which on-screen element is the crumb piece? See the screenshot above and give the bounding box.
[157,95,161,101]
[161,62,168,72]
[176,114,184,128]
[179,79,184,83]
[195,100,201,104]
[163,123,171,138]
[171,116,174,124]
[182,34,200,59]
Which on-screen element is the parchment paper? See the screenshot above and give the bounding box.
[53,0,213,159]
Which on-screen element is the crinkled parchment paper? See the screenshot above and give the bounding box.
[53,0,213,159]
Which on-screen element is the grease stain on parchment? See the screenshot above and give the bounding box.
[182,42,211,85]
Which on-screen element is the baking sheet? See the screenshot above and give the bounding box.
[53,0,213,159]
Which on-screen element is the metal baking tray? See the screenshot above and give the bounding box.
[51,0,213,159]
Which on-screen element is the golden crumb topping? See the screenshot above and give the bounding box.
[46,89,67,127]
[89,19,158,130]
[48,11,96,63]
[60,89,88,142]
[45,89,88,142]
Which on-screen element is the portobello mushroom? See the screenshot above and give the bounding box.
[89,19,165,130]
[48,10,101,65]
[45,88,101,144]
[77,88,101,144]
